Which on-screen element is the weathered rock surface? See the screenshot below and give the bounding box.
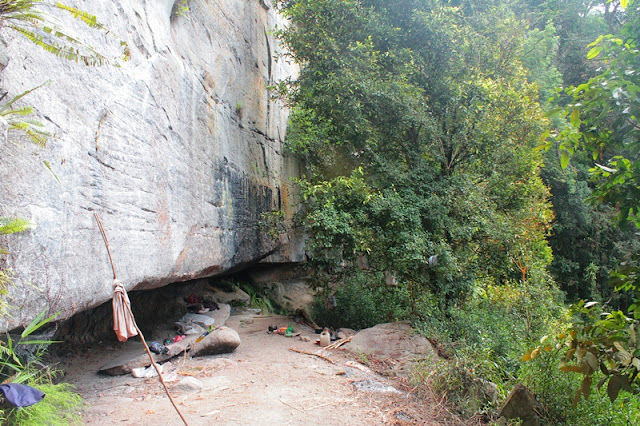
[499,383,541,426]
[208,287,251,306]
[249,265,315,311]
[348,322,437,377]
[0,0,302,331]
[189,326,241,357]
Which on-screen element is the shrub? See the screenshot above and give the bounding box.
[310,272,412,330]
[0,311,82,424]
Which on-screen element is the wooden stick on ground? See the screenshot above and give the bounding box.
[325,336,352,350]
[95,213,189,426]
[280,398,304,413]
[289,347,336,364]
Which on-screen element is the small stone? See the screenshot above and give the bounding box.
[299,335,311,342]
[173,377,203,393]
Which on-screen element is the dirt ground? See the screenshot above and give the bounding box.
[55,312,467,425]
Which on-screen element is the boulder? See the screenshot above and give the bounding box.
[189,326,241,357]
[348,322,436,377]
[498,384,541,426]
[336,328,356,340]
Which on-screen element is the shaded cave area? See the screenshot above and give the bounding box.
[47,263,312,350]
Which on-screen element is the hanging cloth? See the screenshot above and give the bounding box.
[112,279,138,342]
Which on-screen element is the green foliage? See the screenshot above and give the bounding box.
[174,0,189,18]
[519,351,640,424]
[523,301,640,404]
[0,311,80,424]
[280,0,555,317]
[0,0,129,65]
[9,381,82,425]
[0,217,35,236]
[310,272,412,330]
[237,282,279,314]
[0,84,51,146]
[529,1,640,408]
[521,21,563,104]
[259,210,286,242]
[540,148,638,305]
[409,277,566,418]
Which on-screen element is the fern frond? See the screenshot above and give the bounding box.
[0,81,47,113]
[42,160,61,184]
[9,24,108,65]
[55,2,105,30]
[3,1,127,65]
[1,106,35,116]
[0,217,35,235]
[24,127,50,146]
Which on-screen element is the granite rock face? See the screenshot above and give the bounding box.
[0,0,302,331]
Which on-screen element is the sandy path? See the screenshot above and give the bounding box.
[56,312,458,425]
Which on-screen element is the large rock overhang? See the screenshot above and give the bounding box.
[0,0,302,331]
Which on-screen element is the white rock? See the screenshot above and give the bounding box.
[173,377,204,393]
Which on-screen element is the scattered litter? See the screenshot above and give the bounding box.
[319,328,331,347]
[131,364,164,378]
[185,294,201,304]
[149,341,169,355]
[350,378,401,394]
[0,383,45,407]
[175,320,205,335]
[182,313,215,327]
[195,330,211,343]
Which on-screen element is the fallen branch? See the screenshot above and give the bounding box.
[288,347,336,364]
[326,336,352,350]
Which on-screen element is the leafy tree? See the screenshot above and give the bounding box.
[276,0,554,312]
[526,0,640,405]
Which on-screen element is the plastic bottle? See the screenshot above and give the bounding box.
[320,328,330,347]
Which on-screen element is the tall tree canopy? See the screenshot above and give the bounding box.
[276,0,554,306]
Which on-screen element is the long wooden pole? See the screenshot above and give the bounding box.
[94,213,189,426]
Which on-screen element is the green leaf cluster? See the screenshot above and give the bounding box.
[0,0,129,65]
[278,0,555,305]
